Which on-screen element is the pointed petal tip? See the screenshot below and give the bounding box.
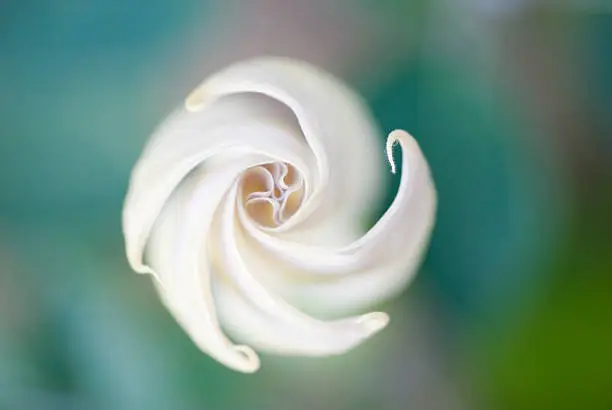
[184,90,205,112]
[355,311,390,334]
[386,129,421,174]
[231,345,261,374]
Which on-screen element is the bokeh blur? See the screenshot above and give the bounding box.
[1,1,611,409]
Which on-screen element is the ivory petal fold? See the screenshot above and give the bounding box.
[122,57,436,373]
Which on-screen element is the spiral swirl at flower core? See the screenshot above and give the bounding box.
[241,162,304,227]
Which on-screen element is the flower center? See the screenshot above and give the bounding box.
[240,162,304,228]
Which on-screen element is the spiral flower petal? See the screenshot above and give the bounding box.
[122,57,436,372]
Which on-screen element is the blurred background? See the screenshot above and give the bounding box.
[1,1,611,409]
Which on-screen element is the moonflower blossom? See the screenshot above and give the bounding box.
[122,57,436,373]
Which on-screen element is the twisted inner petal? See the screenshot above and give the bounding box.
[241,162,305,227]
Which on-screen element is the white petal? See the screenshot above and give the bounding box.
[214,182,389,354]
[239,130,435,273]
[123,93,312,277]
[235,130,436,315]
[213,275,389,355]
[184,57,384,239]
[147,156,266,373]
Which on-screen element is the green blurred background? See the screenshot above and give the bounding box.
[1,1,611,409]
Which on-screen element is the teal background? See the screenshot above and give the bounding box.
[1,2,611,409]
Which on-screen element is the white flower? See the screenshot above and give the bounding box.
[122,57,436,373]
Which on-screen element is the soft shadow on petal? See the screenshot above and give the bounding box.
[148,156,269,372]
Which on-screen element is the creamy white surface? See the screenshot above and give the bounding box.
[123,58,436,373]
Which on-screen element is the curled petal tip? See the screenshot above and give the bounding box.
[386,129,416,174]
[184,88,205,112]
[232,345,261,373]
